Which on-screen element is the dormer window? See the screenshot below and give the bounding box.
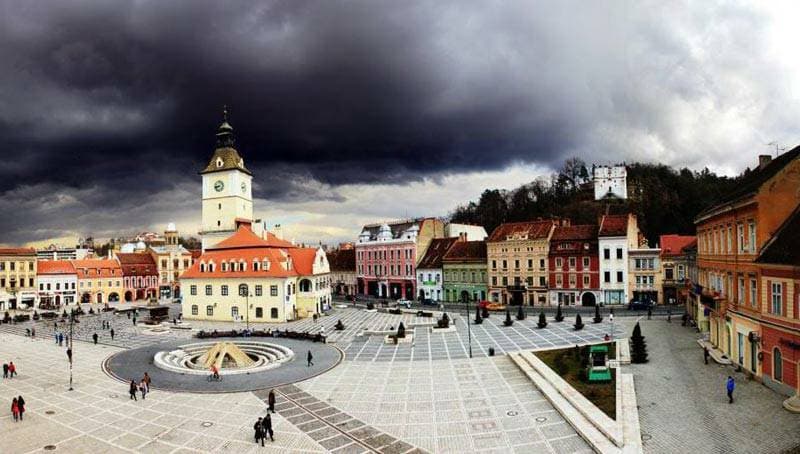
[200,263,206,272]
[253,260,260,272]
[239,260,246,271]
[263,259,270,270]
[216,158,224,168]
[221,262,228,272]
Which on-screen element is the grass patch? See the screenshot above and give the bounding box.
[535,343,616,420]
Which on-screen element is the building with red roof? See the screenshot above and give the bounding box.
[416,237,459,303]
[548,225,600,306]
[115,252,158,302]
[659,234,697,307]
[36,260,77,308]
[327,248,356,296]
[181,225,331,323]
[487,219,560,305]
[598,213,640,305]
[71,258,124,305]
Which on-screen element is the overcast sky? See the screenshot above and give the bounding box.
[2,0,800,247]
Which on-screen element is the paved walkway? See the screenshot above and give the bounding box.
[297,356,591,453]
[619,317,800,454]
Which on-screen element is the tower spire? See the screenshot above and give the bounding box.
[216,105,235,148]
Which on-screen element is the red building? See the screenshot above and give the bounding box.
[755,206,800,406]
[116,253,159,302]
[548,224,600,306]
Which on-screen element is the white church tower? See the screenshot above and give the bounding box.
[200,107,254,251]
[593,164,627,200]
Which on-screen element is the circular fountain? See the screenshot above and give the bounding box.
[154,340,295,375]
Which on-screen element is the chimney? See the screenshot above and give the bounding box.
[459,232,467,242]
[759,154,772,170]
[273,224,283,240]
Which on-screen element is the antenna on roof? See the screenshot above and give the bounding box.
[766,141,786,157]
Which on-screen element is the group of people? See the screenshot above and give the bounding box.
[128,372,152,401]
[253,389,277,445]
[2,362,17,378]
[11,395,25,422]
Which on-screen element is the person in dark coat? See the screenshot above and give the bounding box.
[307,350,313,367]
[2,363,7,378]
[647,307,652,320]
[110,328,115,340]
[93,333,98,344]
[262,413,274,441]
[254,417,265,446]
[268,389,276,413]
[17,395,25,420]
[58,332,63,346]
[129,380,138,401]
[703,345,710,365]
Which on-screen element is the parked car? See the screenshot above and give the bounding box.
[421,298,437,306]
[628,300,655,310]
[396,299,412,308]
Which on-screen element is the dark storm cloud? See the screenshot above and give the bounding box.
[0,1,797,244]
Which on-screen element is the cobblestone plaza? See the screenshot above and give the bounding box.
[0,307,797,453]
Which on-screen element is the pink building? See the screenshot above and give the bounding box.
[355,218,445,299]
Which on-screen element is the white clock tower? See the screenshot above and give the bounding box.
[200,107,254,251]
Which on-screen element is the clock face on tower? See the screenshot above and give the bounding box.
[241,182,247,193]
[214,180,224,192]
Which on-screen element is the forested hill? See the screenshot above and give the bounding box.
[448,159,739,246]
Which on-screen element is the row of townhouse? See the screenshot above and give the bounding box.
[351,212,697,308]
[692,150,800,407]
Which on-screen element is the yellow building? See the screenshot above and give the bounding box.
[0,248,37,310]
[486,220,558,305]
[181,225,330,323]
[72,259,124,305]
[148,224,196,301]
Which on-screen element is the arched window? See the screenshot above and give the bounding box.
[239,283,249,297]
[222,262,228,272]
[299,279,312,292]
[200,263,206,272]
[270,308,279,319]
[774,348,783,382]
[240,260,246,271]
[253,260,259,271]
[263,259,269,270]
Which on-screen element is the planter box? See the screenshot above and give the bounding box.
[384,334,413,344]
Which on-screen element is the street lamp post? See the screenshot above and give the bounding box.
[462,293,472,358]
[69,308,74,391]
[239,284,251,331]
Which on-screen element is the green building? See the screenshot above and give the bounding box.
[442,240,488,303]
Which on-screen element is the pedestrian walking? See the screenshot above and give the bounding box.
[132,316,137,326]
[54,332,59,344]
[59,332,64,346]
[11,397,19,422]
[268,389,276,413]
[2,363,8,378]
[31,327,35,339]
[667,309,672,323]
[129,380,138,401]
[263,413,274,441]
[307,350,313,367]
[143,372,151,393]
[139,380,147,400]
[110,328,115,340]
[9,361,17,378]
[127,312,130,319]
[703,345,710,365]
[54,321,58,330]
[726,376,735,403]
[254,417,265,446]
[17,395,25,421]
[647,307,652,320]
[93,333,98,344]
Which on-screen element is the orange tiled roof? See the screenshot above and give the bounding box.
[659,235,697,257]
[599,215,629,237]
[551,225,598,241]
[210,226,296,250]
[182,248,297,278]
[0,248,35,256]
[289,248,319,275]
[487,220,555,242]
[71,259,122,279]
[443,241,487,263]
[37,260,77,275]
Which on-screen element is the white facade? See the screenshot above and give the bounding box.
[37,274,78,306]
[598,237,629,305]
[201,168,254,251]
[593,165,627,200]
[446,223,488,241]
[416,267,442,302]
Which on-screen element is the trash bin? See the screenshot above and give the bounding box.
[488,347,495,356]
